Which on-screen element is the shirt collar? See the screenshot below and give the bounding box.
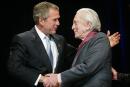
[35,25,48,40]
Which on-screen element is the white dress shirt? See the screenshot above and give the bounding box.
[34,25,59,85]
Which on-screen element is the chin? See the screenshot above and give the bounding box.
[75,35,80,39]
[75,35,78,38]
[51,31,56,34]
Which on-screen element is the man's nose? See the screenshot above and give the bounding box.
[72,24,75,30]
[56,20,60,25]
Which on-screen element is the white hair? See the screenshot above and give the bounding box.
[76,8,101,31]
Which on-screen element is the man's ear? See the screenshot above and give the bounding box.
[39,17,45,25]
[85,22,92,30]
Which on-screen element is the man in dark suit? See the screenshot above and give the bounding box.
[7,1,75,87]
[44,8,112,87]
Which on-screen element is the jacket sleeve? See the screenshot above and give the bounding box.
[61,35,112,85]
[7,35,39,86]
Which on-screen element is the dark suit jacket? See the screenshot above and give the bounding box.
[61,32,112,87]
[7,27,76,87]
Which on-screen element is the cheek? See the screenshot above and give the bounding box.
[76,25,82,32]
[51,22,56,27]
[74,29,80,35]
[47,20,53,25]
[77,30,82,35]
[48,23,54,28]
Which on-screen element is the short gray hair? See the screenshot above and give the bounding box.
[33,1,59,24]
[76,8,101,31]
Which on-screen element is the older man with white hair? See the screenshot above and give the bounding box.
[43,8,112,87]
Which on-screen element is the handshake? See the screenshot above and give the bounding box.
[39,73,61,87]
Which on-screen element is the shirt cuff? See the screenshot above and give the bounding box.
[57,73,62,84]
[34,74,41,86]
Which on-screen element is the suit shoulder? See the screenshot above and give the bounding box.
[89,32,109,44]
[12,30,33,43]
[93,32,110,45]
[17,30,32,38]
[97,32,107,37]
[94,32,108,40]
[52,34,65,41]
[53,34,64,39]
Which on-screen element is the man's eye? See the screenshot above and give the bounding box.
[53,19,58,21]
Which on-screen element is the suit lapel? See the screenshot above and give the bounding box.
[52,35,62,57]
[51,35,63,71]
[30,28,52,71]
[30,28,63,72]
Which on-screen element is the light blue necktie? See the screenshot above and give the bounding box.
[46,37,53,66]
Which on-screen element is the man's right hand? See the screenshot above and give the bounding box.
[40,74,59,87]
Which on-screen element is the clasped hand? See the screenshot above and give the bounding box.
[42,74,60,87]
